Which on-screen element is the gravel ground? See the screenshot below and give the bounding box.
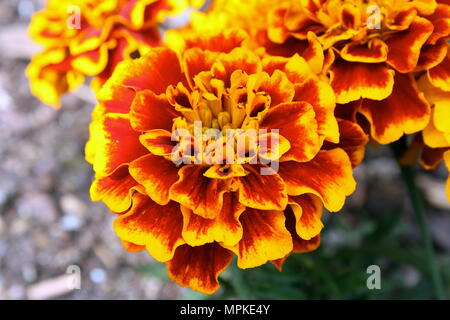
[0,0,448,300]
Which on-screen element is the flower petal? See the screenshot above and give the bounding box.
[329,60,395,104]
[294,77,339,143]
[121,240,145,253]
[212,48,262,87]
[130,90,180,132]
[113,193,184,262]
[428,51,450,92]
[278,149,356,212]
[359,74,431,144]
[139,129,176,156]
[230,208,293,269]
[98,47,187,100]
[92,113,148,177]
[183,48,220,88]
[258,70,295,107]
[285,205,321,253]
[237,164,288,211]
[289,194,324,240]
[340,39,388,63]
[90,166,142,213]
[445,151,450,200]
[169,165,229,219]
[129,154,179,205]
[261,102,320,162]
[181,192,245,247]
[386,17,434,73]
[166,243,234,294]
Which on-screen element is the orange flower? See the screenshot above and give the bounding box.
[26,0,199,107]
[270,0,450,144]
[190,0,450,145]
[86,35,364,293]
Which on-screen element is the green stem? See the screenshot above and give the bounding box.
[391,140,446,300]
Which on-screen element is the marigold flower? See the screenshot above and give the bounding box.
[273,0,450,144]
[26,0,200,107]
[188,0,450,145]
[86,37,364,293]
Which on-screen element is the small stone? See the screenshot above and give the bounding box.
[89,268,107,284]
[60,194,87,217]
[16,193,58,224]
[60,214,83,232]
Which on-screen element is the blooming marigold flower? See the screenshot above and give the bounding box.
[86,37,363,293]
[26,0,201,107]
[191,0,450,145]
[268,0,450,144]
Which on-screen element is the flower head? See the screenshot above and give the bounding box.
[189,0,450,145]
[86,35,364,293]
[26,0,199,107]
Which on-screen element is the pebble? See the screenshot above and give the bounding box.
[89,268,107,284]
[60,214,83,232]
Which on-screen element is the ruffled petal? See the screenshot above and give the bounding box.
[166,243,233,294]
[428,51,450,92]
[97,47,187,100]
[265,54,339,143]
[289,194,324,240]
[130,90,180,132]
[237,164,288,211]
[359,74,431,144]
[181,192,246,246]
[329,60,395,104]
[129,154,179,205]
[445,151,450,200]
[278,149,356,212]
[121,240,145,253]
[90,166,142,213]
[212,48,262,87]
[260,102,320,162]
[284,205,321,253]
[340,39,388,63]
[230,208,293,269]
[183,48,220,88]
[169,165,229,219]
[258,70,295,107]
[385,17,434,73]
[113,193,185,262]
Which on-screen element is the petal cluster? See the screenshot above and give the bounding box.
[86,36,364,293]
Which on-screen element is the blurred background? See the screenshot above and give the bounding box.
[0,0,449,300]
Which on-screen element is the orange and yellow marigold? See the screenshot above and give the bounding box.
[86,34,366,293]
[185,0,450,145]
[26,0,200,107]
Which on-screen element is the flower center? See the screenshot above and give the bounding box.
[166,70,286,168]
